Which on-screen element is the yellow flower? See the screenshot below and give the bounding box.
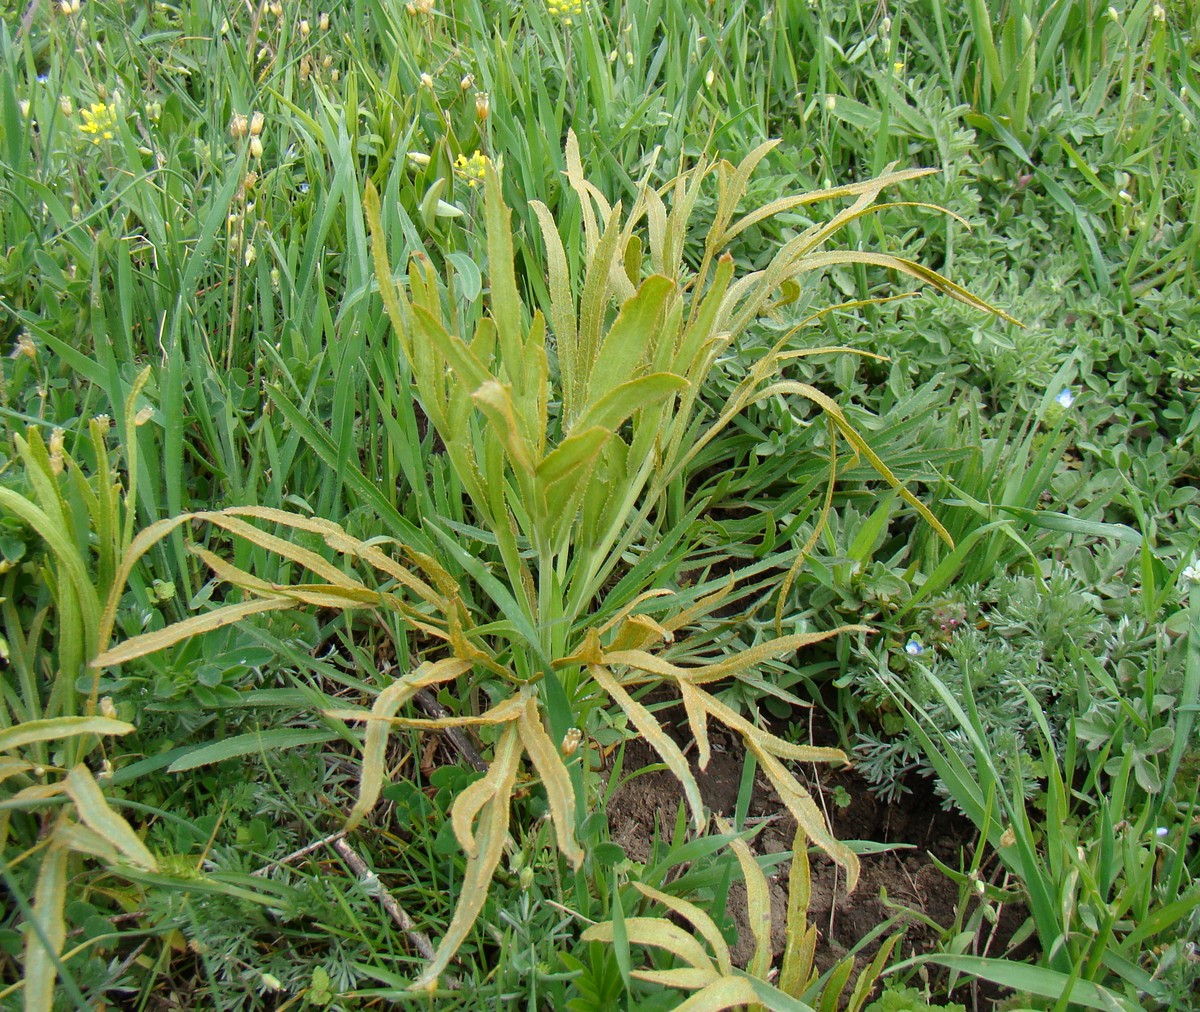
[453,150,490,188]
[78,102,118,143]
[546,0,583,25]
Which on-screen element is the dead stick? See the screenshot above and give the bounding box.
[332,838,438,964]
[250,829,347,877]
[414,689,487,771]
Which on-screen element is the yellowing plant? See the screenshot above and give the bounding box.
[94,133,1012,989]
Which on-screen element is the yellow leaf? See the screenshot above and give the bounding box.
[0,757,33,785]
[582,917,718,974]
[780,825,817,995]
[633,881,731,975]
[674,975,761,1011]
[23,840,68,1012]
[345,658,473,831]
[93,597,295,668]
[193,512,362,588]
[411,721,521,990]
[518,696,583,868]
[64,765,158,871]
[752,746,859,892]
[0,716,134,753]
[604,627,868,686]
[589,664,706,833]
[54,820,120,864]
[678,681,712,771]
[714,816,771,980]
[633,967,721,989]
[697,688,849,765]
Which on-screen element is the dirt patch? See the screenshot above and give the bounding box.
[605,707,1031,999]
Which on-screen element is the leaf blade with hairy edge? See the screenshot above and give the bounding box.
[587,275,675,406]
[581,917,718,974]
[589,664,706,832]
[632,882,732,975]
[345,658,473,831]
[63,766,157,871]
[751,746,860,892]
[518,695,583,868]
[714,816,771,981]
[605,626,867,687]
[92,597,296,668]
[780,834,819,996]
[535,426,610,486]
[673,976,763,1012]
[482,163,524,385]
[411,721,522,990]
[0,716,134,752]
[572,372,688,435]
[23,842,69,1012]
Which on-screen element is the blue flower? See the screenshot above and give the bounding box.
[1055,387,1075,408]
[904,638,924,656]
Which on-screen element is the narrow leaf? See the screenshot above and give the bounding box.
[64,766,158,870]
[0,717,134,753]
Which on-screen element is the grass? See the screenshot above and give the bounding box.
[1,0,1198,1008]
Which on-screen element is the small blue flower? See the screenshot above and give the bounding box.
[1055,387,1075,409]
[904,638,924,656]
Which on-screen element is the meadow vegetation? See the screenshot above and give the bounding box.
[0,0,1198,1008]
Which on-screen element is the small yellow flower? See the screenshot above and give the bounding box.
[453,150,490,187]
[475,91,490,120]
[893,60,905,74]
[547,0,583,25]
[79,102,118,143]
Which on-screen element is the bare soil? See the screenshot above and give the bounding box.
[605,705,1031,1005]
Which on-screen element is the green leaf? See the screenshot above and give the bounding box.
[920,955,1142,1011]
[573,373,688,435]
[445,252,482,302]
[166,728,343,773]
[993,505,1143,544]
[587,275,675,405]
